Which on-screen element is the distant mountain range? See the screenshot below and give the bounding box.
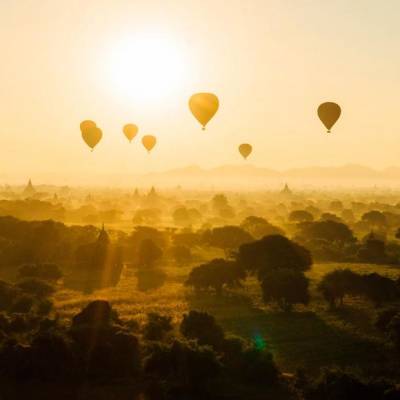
[133,164,400,189]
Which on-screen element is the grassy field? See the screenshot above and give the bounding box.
[53,262,400,375]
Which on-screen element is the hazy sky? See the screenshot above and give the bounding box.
[1,0,400,183]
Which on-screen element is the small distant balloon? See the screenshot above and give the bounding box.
[189,93,219,130]
[123,124,138,143]
[80,120,97,133]
[142,135,157,153]
[81,126,102,151]
[239,143,252,160]
[317,102,341,133]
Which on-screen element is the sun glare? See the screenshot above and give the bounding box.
[108,33,187,103]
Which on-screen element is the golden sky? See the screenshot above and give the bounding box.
[1,0,400,182]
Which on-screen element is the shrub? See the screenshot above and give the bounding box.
[30,332,76,380]
[180,311,224,349]
[10,294,34,314]
[144,313,173,341]
[221,336,278,385]
[375,308,399,332]
[0,281,19,311]
[17,278,55,298]
[145,340,221,391]
[304,368,396,400]
[72,300,119,328]
[388,314,400,351]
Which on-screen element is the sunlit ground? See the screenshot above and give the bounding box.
[53,261,400,373]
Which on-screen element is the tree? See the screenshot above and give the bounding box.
[296,220,356,246]
[289,210,314,223]
[240,216,284,239]
[125,226,167,263]
[185,259,245,295]
[211,194,235,219]
[211,194,229,213]
[361,210,387,230]
[180,310,225,349]
[132,208,161,225]
[18,263,62,282]
[173,207,201,227]
[320,212,343,223]
[362,273,398,307]
[237,235,312,280]
[202,226,253,256]
[171,245,193,266]
[71,300,120,328]
[329,200,344,213]
[357,232,387,264]
[173,207,191,226]
[138,239,163,268]
[261,269,310,311]
[317,269,363,308]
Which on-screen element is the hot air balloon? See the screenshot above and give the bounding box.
[123,124,138,143]
[239,143,252,160]
[189,93,219,130]
[80,120,97,133]
[82,126,102,151]
[142,135,156,153]
[317,102,341,133]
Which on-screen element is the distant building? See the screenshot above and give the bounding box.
[23,179,36,197]
[281,183,292,195]
[97,224,110,245]
[148,186,157,197]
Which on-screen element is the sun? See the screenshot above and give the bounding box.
[108,33,187,103]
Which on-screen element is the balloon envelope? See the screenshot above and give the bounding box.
[123,124,138,142]
[239,143,252,159]
[142,135,156,152]
[82,126,102,150]
[189,93,219,129]
[317,102,341,132]
[80,120,97,133]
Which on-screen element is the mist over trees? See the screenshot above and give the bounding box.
[0,185,400,398]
